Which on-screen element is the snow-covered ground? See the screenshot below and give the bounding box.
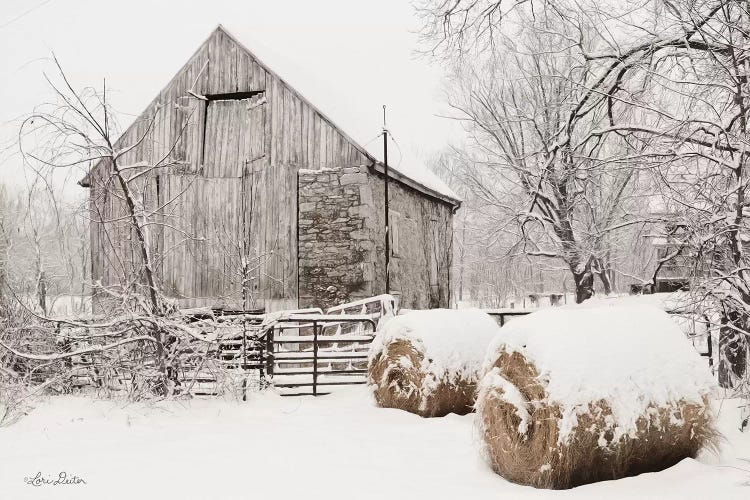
[0,388,748,500]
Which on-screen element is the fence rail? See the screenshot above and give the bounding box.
[267,316,377,396]
[22,295,715,398]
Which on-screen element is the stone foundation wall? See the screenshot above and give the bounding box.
[298,167,377,309]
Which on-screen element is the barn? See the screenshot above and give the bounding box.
[81,26,459,312]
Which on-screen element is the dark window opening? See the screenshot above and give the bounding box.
[201,91,265,165]
[205,91,265,102]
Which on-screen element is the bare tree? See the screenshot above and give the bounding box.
[419,0,750,408]
[2,58,215,397]
[428,4,656,302]
[625,0,750,393]
[432,152,572,307]
[1,185,88,315]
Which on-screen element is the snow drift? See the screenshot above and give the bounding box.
[477,305,718,489]
[368,309,501,417]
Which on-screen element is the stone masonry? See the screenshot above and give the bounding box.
[298,166,378,309]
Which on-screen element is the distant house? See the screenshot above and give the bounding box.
[641,219,704,294]
[80,26,459,312]
[650,233,694,293]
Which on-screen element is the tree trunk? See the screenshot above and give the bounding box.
[718,309,748,389]
[596,257,613,295]
[109,157,168,395]
[572,259,595,304]
[37,270,47,314]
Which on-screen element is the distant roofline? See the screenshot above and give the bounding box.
[80,25,461,209]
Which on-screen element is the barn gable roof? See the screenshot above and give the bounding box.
[80,25,460,208]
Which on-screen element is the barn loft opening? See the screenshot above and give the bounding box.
[205,91,265,101]
[200,91,266,167]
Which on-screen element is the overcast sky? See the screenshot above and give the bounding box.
[0,0,460,199]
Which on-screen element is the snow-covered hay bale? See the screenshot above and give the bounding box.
[477,305,718,489]
[368,309,501,417]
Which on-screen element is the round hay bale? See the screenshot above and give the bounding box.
[476,305,718,489]
[368,309,501,417]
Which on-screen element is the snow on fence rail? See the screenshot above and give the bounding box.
[327,294,396,327]
[46,296,396,397]
[266,316,378,396]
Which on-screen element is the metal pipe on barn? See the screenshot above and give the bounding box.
[383,105,390,293]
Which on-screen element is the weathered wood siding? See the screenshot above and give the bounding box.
[89,26,454,312]
[89,27,374,311]
[369,175,453,309]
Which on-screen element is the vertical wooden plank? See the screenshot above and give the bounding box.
[294,92,301,167]
[327,125,336,168]
[311,113,320,170]
[271,77,281,169]
[306,104,315,168]
[319,121,328,169]
[254,62,266,92]
[206,30,217,94]
[299,104,308,167]
[217,101,230,176]
[187,100,206,170]
[286,165,298,300]
[237,49,249,92]
[227,31,238,93]
[281,86,290,167]
[204,102,216,174]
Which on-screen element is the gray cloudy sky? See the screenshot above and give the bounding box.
[0,0,459,197]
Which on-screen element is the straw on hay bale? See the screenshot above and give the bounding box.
[477,305,718,489]
[368,309,501,417]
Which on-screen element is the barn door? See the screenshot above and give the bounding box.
[181,90,296,311]
[160,175,243,308]
[160,93,268,308]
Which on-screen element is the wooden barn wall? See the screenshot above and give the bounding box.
[368,175,453,309]
[89,28,374,311]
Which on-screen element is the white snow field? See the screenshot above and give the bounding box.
[0,389,747,500]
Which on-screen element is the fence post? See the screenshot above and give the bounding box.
[242,316,248,370]
[266,327,275,381]
[313,320,319,397]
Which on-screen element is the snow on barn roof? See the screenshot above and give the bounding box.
[80,25,460,207]
[217,26,460,205]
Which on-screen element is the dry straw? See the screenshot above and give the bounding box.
[476,350,719,489]
[368,309,500,418]
[368,339,476,417]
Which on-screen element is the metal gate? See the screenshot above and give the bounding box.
[266,315,377,396]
